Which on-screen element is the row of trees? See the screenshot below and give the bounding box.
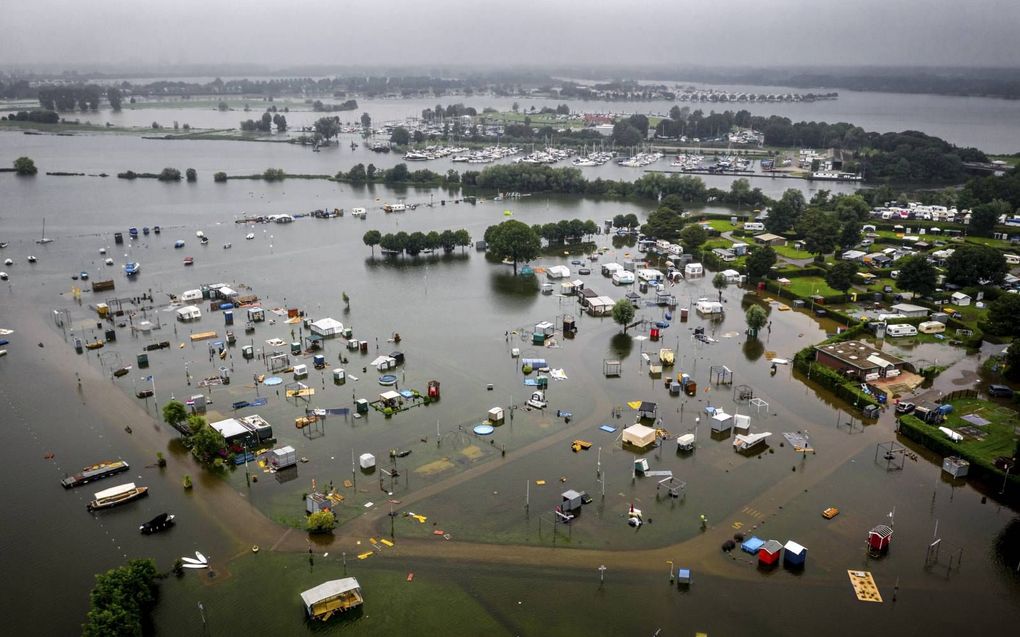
[531,218,600,244]
[312,99,357,112]
[38,85,102,111]
[240,112,287,132]
[362,228,471,257]
[3,109,59,123]
[337,162,460,186]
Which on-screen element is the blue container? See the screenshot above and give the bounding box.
[224,310,234,325]
[220,303,234,310]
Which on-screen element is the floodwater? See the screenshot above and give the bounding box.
[1,145,1018,635]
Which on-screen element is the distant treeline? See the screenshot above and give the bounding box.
[1,109,59,123]
[652,108,987,182]
[312,99,358,112]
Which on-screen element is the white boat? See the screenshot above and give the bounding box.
[182,563,208,569]
[350,208,367,218]
[180,556,203,565]
[99,248,107,255]
[105,258,114,266]
[0,272,8,281]
[223,243,232,249]
[27,255,37,263]
[196,231,206,238]
[245,233,255,240]
[195,550,208,563]
[3,258,12,266]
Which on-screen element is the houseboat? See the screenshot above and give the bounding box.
[86,482,149,511]
[61,459,130,489]
[301,578,364,621]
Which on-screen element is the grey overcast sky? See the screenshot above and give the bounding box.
[2,0,1018,69]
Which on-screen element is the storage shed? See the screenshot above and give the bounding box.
[359,453,376,470]
[300,578,363,620]
[868,524,893,554]
[622,423,657,448]
[636,401,658,420]
[561,489,584,513]
[758,539,783,567]
[711,410,733,432]
[488,407,505,424]
[950,292,972,307]
[783,540,807,568]
[741,536,765,554]
[942,456,970,478]
[310,317,344,338]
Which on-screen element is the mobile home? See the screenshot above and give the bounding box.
[885,323,918,337]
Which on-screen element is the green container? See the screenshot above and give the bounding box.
[136,353,149,368]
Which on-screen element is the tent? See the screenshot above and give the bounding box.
[622,424,657,448]
[310,317,344,338]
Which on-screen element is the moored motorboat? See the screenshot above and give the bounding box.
[86,482,148,511]
[124,262,140,276]
[140,512,175,534]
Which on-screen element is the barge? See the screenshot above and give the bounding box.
[86,482,148,511]
[61,460,130,489]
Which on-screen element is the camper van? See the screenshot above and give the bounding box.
[743,222,765,232]
[886,323,918,337]
[176,305,202,321]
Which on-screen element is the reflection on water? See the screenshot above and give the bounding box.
[742,338,765,361]
[609,332,634,359]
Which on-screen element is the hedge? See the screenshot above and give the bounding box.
[897,414,1020,493]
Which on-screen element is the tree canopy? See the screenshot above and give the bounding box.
[678,224,708,255]
[765,189,805,233]
[13,156,37,176]
[485,220,541,275]
[82,559,158,637]
[745,304,768,338]
[895,254,938,297]
[985,294,1020,337]
[612,299,636,332]
[826,260,859,300]
[746,246,777,279]
[945,244,1007,286]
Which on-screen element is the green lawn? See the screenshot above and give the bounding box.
[773,244,814,260]
[939,398,1020,466]
[780,276,841,298]
[704,218,740,232]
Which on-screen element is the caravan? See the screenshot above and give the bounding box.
[886,323,918,337]
[176,305,202,321]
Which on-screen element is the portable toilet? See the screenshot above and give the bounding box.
[136,353,149,368]
[313,354,326,369]
[333,368,346,385]
[355,398,369,414]
[359,453,376,470]
[650,327,661,341]
[563,315,576,335]
[676,568,691,586]
[189,394,207,414]
[561,489,583,513]
[347,339,360,351]
[224,310,234,326]
[218,366,230,384]
[758,540,783,567]
[532,331,547,345]
[427,379,440,399]
[291,342,302,355]
[360,341,369,354]
[242,345,254,360]
[104,329,117,343]
[783,540,807,568]
[488,407,505,424]
[684,380,697,396]
[294,364,308,379]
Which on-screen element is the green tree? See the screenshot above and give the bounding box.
[454,228,472,252]
[765,189,805,233]
[213,171,227,183]
[390,126,410,145]
[486,220,541,275]
[307,510,337,534]
[745,304,768,338]
[712,272,728,301]
[107,87,123,112]
[188,418,225,465]
[162,400,188,431]
[363,230,381,257]
[1004,338,1020,380]
[641,206,687,242]
[969,199,1010,237]
[347,163,367,182]
[746,246,777,279]
[945,243,1006,286]
[405,231,426,256]
[158,167,182,181]
[263,168,285,181]
[185,168,197,182]
[838,220,862,250]
[217,101,229,111]
[82,558,158,637]
[313,116,339,143]
[678,224,708,256]
[13,156,37,175]
[796,208,838,256]
[612,298,636,332]
[612,121,642,147]
[895,254,938,297]
[360,112,372,129]
[366,163,377,180]
[826,260,859,301]
[985,294,1020,337]
[833,194,871,223]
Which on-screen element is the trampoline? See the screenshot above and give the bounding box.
[263,376,283,386]
[378,374,398,386]
[473,424,495,435]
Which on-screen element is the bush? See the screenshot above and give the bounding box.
[13,156,37,175]
[306,510,337,534]
[158,167,182,181]
[263,167,285,181]
[214,171,227,182]
[185,168,197,182]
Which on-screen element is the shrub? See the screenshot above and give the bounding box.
[214,171,227,182]
[306,510,337,534]
[185,168,197,182]
[13,156,37,175]
[158,167,182,181]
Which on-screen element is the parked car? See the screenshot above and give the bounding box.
[862,404,882,418]
[988,384,1014,398]
[895,401,915,415]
